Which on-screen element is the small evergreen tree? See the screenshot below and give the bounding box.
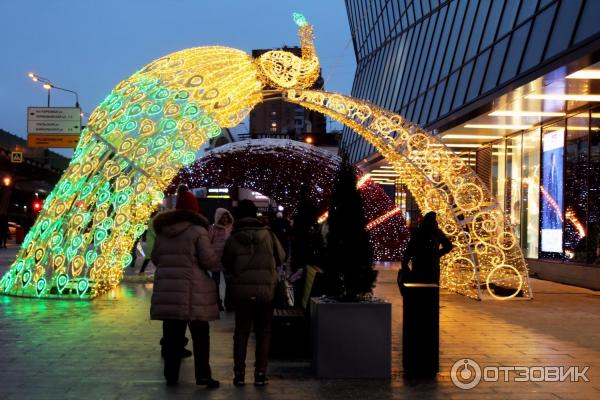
[291,188,324,272]
[325,155,376,300]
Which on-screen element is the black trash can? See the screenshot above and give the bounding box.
[401,283,439,378]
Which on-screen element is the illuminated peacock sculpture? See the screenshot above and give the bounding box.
[0,13,531,300]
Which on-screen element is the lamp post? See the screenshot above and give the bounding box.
[28,73,80,108]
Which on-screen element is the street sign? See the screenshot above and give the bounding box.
[27,107,81,148]
[10,152,23,163]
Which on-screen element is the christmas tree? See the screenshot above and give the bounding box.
[325,155,377,300]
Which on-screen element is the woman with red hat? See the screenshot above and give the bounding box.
[150,184,220,388]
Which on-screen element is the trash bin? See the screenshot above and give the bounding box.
[401,282,439,378]
[15,227,25,244]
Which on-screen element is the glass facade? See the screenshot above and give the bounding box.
[483,110,599,264]
[342,1,600,270]
[342,0,600,164]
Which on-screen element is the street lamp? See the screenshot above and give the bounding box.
[28,72,80,108]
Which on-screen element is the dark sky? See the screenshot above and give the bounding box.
[0,0,356,154]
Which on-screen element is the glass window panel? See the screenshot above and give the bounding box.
[465,0,491,60]
[589,109,600,265]
[440,0,468,78]
[564,112,589,262]
[451,0,479,70]
[430,2,456,84]
[506,133,523,241]
[521,4,556,72]
[420,6,446,92]
[497,0,520,38]
[428,80,447,121]
[492,138,507,215]
[440,71,459,116]
[545,0,580,59]
[389,34,409,112]
[414,0,422,20]
[540,121,565,259]
[419,87,436,125]
[376,45,395,106]
[407,2,415,25]
[466,49,491,101]
[406,18,432,103]
[574,0,600,43]
[413,96,425,125]
[421,0,431,15]
[522,128,540,259]
[452,61,474,109]
[407,101,416,122]
[382,4,390,36]
[516,0,538,24]
[368,50,386,102]
[499,22,531,84]
[413,14,437,97]
[397,23,423,109]
[480,0,504,50]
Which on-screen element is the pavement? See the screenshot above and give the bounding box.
[0,244,599,400]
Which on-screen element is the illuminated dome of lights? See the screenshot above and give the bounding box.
[169,139,410,261]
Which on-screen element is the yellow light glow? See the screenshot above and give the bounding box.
[488,110,566,117]
[285,88,531,300]
[525,93,600,101]
[566,69,600,79]
[464,124,532,130]
[442,134,503,140]
[431,143,481,148]
[42,83,51,90]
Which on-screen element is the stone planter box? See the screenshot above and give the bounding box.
[310,298,391,379]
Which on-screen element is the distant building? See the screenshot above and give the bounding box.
[0,128,70,224]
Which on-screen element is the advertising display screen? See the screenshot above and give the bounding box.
[541,129,564,253]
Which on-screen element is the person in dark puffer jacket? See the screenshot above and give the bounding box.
[222,200,286,387]
[150,202,220,388]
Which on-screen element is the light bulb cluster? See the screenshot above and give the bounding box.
[170,139,409,261]
[285,89,532,300]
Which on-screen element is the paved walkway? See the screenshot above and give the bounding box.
[0,246,598,399]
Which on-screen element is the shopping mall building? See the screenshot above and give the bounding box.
[341,0,600,288]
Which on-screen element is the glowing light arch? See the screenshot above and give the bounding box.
[0,14,530,300]
[170,138,410,261]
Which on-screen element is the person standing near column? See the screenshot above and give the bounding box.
[222,200,286,387]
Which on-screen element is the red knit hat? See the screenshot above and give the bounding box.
[176,191,200,213]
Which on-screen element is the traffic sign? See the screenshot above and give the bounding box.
[10,152,23,163]
[27,107,81,148]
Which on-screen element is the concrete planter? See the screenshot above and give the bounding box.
[310,298,391,379]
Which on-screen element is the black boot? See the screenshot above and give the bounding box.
[196,378,220,389]
[233,372,245,387]
[254,372,268,386]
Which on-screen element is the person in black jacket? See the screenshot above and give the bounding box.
[401,211,453,285]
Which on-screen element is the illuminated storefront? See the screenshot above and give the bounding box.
[343,0,600,287]
[480,107,600,264]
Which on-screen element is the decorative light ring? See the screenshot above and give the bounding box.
[486,265,523,300]
[496,231,517,251]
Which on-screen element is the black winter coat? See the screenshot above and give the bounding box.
[401,227,453,284]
